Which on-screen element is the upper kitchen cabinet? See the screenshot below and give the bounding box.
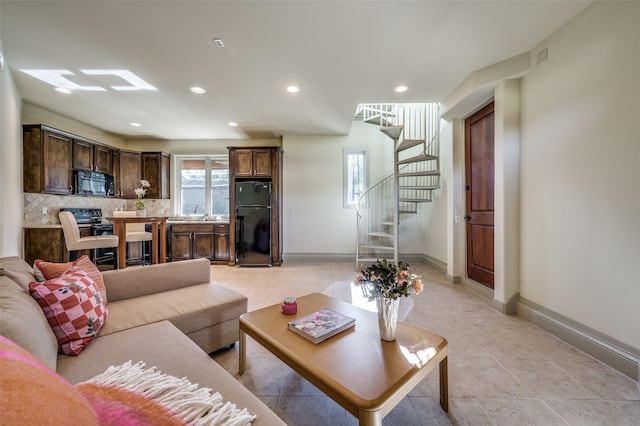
[94,145,114,174]
[114,149,142,198]
[229,148,273,177]
[23,125,74,195]
[72,139,114,175]
[72,139,93,171]
[142,152,171,199]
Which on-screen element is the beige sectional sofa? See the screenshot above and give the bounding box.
[0,256,286,425]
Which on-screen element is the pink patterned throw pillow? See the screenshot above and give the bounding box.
[29,266,108,355]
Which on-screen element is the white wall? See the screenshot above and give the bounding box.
[417,119,448,264]
[125,138,281,154]
[22,103,128,148]
[0,35,24,257]
[520,2,640,348]
[282,121,394,257]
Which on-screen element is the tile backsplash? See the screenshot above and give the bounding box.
[24,193,171,226]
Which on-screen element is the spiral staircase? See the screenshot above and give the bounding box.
[355,103,441,268]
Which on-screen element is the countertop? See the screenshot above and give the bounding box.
[167,216,229,225]
[24,218,229,229]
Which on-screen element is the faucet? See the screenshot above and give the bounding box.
[193,205,205,215]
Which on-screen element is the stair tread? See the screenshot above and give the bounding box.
[398,153,437,164]
[396,139,424,152]
[398,185,440,190]
[380,125,403,140]
[364,115,393,127]
[399,198,432,203]
[398,170,440,177]
[359,244,394,250]
[368,231,394,238]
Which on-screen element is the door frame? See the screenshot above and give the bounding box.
[444,79,521,313]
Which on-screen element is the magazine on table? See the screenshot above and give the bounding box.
[287,308,356,344]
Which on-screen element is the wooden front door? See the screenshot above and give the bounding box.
[465,102,495,288]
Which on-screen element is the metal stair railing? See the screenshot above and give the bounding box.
[356,172,394,269]
[355,102,440,269]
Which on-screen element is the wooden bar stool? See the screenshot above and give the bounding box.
[112,211,153,266]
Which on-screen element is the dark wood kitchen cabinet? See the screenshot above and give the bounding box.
[72,139,113,175]
[23,125,74,195]
[23,226,91,265]
[170,224,215,261]
[72,139,94,171]
[229,148,273,177]
[142,152,170,199]
[213,223,230,263]
[114,149,142,198]
[93,145,114,174]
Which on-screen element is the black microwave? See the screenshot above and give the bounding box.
[74,170,114,197]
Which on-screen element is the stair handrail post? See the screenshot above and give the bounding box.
[393,135,400,265]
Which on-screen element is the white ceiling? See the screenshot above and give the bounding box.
[1,1,591,141]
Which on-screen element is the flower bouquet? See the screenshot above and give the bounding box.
[355,259,423,341]
[134,179,150,210]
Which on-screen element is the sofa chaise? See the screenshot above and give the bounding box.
[0,256,286,425]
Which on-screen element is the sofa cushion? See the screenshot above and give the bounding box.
[0,336,98,425]
[0,276,59,371]
[77,361,256,425]
[29,267,108,355]
[101,258,211,302]
[33,255,107,302]
[56,321,286,426]
[0,256,37,291]
[99,283,247,338]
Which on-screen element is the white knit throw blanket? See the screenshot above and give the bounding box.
[81,361,256,426]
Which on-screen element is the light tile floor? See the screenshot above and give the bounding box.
[209,262,640,425]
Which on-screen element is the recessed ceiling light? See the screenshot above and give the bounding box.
[190,86,206,94]
[130,122,142,127]
[55,87,71,94]
[227,122,238,127]
[394,85,408,93]
[287,85,300,93]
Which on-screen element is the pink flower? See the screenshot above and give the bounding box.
[412,279,424,295]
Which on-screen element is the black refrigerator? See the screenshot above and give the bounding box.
[235,180,272,266]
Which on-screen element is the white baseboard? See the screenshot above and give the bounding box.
[282,253,355,263]
[517,298,640,382]
[282,253,448,274]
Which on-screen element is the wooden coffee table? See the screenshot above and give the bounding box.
[239,293,448,426]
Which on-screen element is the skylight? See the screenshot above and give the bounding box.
[20,69,157,92]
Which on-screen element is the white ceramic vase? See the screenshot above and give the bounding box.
[376,297,399,341]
